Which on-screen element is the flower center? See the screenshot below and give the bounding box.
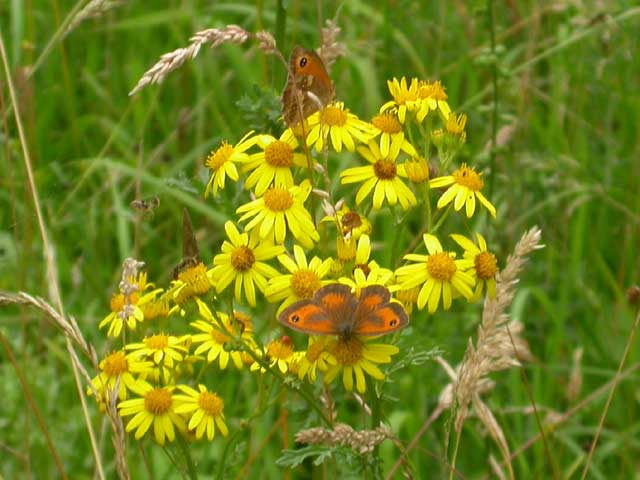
[446,113,467,135]
[144,387,173,415]
[211,327,231,344]
[321,105,347,126]
[332,337,363,366]
[145,333,169,350]
[306,340,326,362]
[372,113,402,134]
[452,164,483,191]
[373,159,397,180]
[267,338,294,360]
[110,293,125,312]
[291,269,321,298]
[198,391,224,415]
[418,80,447,100]
[264,140,294,167]
[206,142,233,170]
[103,351,128,377]
[231,246,255,272]
[178,262,211,294]
[426,252,457,281]
[475,251,498,280]
[405,157,430,184]
[263,187,294,212]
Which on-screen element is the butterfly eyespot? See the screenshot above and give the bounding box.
[291,314,300,324]
[389,319,398,327]
[299,56,308,68]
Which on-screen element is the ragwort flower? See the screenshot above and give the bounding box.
[306,102,375,152]
[174,384,228,441]
[89,350,153,402]
[429,163,497,218]
[395,234,474,313]
[236,180,319,248]
[204,130,256,197]
[450,233,498,300]
[340,141,417,211]
[209,221,284,307]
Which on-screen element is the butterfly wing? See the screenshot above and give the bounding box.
[278,283,357,335]
[353,285,409,336]
[281,46,335,127]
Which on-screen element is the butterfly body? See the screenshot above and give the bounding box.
[281,46,335,127]
[278,284,408,339]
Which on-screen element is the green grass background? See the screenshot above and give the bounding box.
[1,0,639,478]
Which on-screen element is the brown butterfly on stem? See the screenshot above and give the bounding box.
[281,45,335,127]
[278,284,409,340]
[172,208,201,279]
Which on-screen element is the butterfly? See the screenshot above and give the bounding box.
[278,284,409,339]
[172,208,201,279]
[281,45,335,127]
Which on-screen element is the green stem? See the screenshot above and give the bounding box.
[175,435,198,480]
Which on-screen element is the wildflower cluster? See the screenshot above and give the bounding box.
[91,66,500,451]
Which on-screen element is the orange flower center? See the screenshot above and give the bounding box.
[373,159,397,180]
[144,387,173,415]
[418,80,447,100]
[110,293,125,312]
[267,339,294,360]
[331,337,363,366]
[263,187,294,211]
[265,140,294,167]
[206,142,233,170]
[198,391,224,415]
[427,253,457,281]
[321,105,347,126]
[291,269,321,298]
[231,246,255,272]
[145,333,169,350]
[102,351,128,377]
[305,340,326,362]
[178,262,211,294]
[211,326,232,344]
[475,251,498,280]
[452,164,483,191]
[372,113,402,134]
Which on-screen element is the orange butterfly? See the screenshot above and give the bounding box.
[281,45,335,127]
[278,284,409,339]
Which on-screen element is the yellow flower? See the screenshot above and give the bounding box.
[125,333,189,368]
[379,77,424,124]
[450,233,498,300]
[204,130,257,197]
[404,156,431,185]
[251,336,296,374]
[294,337,336,382]
[265,245,332,313]
[170,262,214,304]
[99,272,160,337]
[417,80,451,121]
[209,221,284,307]
[119,382,186,445]
[305,102,375,152]
[395,234,475,313]
[139,292,170,321]
[174,384,228,441]
[429,163,497,218]
[190,298,251,369]
[370,112,417,158]
[340,141,417,210]
[320,202,372,240]
[88,350,153,402]
[394,285,421,314]
[236,180,319,248]
[324,337,399,393]
[338,234,394,289]
[242,130,308,196]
